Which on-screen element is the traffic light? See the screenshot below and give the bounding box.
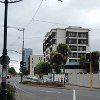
[20,61,23,67]
[86,53,91,62]
[20,61,26,67]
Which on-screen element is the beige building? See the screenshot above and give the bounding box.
[43,26,90,73]
[29,55,44,76]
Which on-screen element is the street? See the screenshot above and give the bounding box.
[7,76,100,100]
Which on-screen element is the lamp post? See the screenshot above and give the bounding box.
[0,0,23,100]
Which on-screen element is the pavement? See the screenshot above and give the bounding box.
[65,83,100,91]
[6,77,100,100]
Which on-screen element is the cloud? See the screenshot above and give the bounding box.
[0,0,100,64]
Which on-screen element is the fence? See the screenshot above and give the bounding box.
[68,73,100,88]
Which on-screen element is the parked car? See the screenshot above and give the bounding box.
[32,76,38,81]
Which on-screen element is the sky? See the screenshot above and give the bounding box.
[0,0,100,72]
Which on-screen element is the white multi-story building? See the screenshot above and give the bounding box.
[0,64,2,77]
[29,55,44,76]
[43,26,90,73]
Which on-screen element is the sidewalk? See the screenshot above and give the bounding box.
[65,83,100,91]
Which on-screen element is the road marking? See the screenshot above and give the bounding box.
[14,82,35,95]
[73,89,76,100]
[14,82,29,93]
[40,90,62,94]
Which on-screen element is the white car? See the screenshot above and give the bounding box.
[32,76,38,80]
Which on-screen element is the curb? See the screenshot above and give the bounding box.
[19,83,66,89]
[65,83,100,91]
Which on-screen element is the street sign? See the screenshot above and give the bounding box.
[0,55,10,65]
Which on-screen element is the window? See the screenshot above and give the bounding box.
[32,61,33,64]
[50,47,52,52]
[46,50,49,55]
[69,46,77,51]
[78,32,88,38]
[78,39,87,44]
[52,32,56,38]
[78,46,86,51]
[32,65,33,68]
[78,53,85,58]
[69,53,77,58]
[69,59,77,62]
[68,39,77,44]
[52,39,56,44]
[66,31,77,37]
[73,53,77,58]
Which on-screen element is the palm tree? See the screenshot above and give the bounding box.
[50,51,63,74]
[57,43,71,73]
[50,44,70,74]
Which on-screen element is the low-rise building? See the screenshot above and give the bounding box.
[29,55,44,76]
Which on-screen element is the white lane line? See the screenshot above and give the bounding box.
[14,83,24,92]
[14,82,34,95]
[40,90,62,94]
[73,89,76,100]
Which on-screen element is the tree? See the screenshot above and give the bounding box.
[35,62,51,75]
[57,43,71,73]
[50,43,70,74]
[91,51,100,73]
[79,56,89,72]
[8,67,17,75]
[50,51,63,74]
[80,51,100,73]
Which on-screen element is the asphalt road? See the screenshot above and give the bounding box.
[7,76,100,100]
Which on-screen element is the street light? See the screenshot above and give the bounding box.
[0,0,23,100]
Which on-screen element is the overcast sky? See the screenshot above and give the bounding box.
[0,0,100,72]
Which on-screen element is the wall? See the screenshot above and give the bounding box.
[68,73,100,88]
[65,69,85,74]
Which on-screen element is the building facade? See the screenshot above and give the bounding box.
[23,48,33,70]
[0,64,2,77]
[43,26,90,73]
[29,55,44,76]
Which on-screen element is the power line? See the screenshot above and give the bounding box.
[25,0,43,29]
[34,19,68,26]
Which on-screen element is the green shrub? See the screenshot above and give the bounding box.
[21,81,64,87]
[0,83,16,100]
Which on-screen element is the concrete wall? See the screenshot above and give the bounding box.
[65,69,85,74]
[51,74,65,83]
[68,73,100,88]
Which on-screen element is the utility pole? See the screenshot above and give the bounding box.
[19,28,25,83]
[90,52,93,90]
[0,0,23,100]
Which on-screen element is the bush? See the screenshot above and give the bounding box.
[21,81,65,87]
[0,83,16,100]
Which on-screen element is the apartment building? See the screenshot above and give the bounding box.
[43,26,90,73]
[0,64,2,77]
[23,48,33,70]
[29,55,44,76]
